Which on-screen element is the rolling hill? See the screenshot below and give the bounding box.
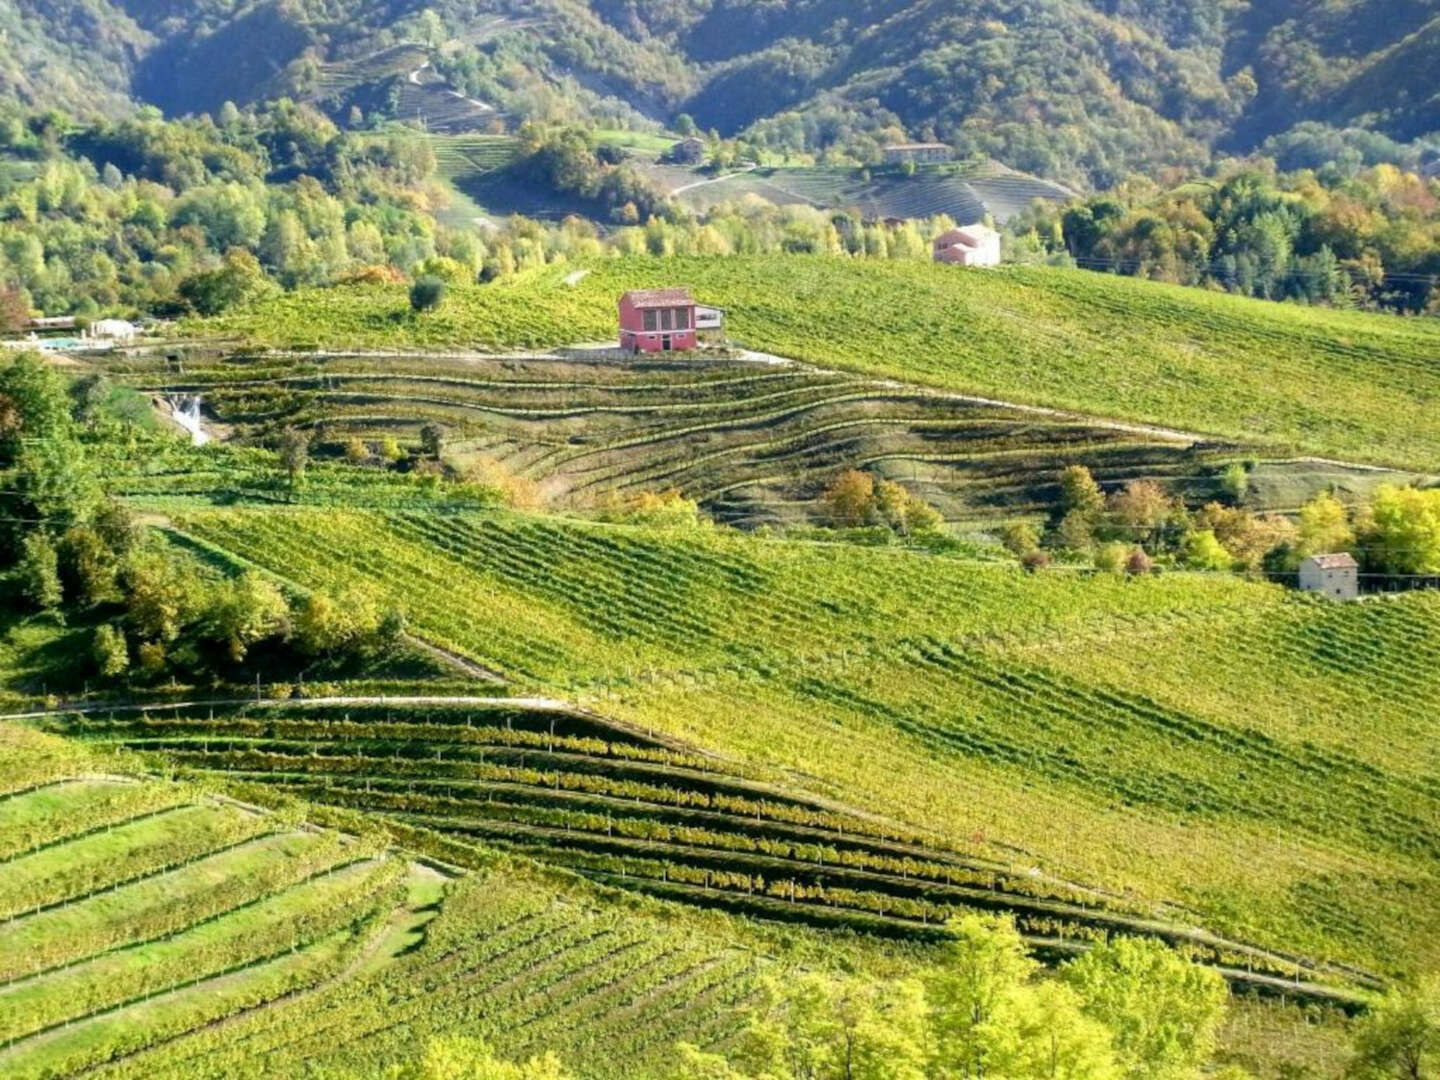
[190,256,1440,470]
[64,501,1437,991]
[0,0,1434,188]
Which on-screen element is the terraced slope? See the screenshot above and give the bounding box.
[169,507,1440,983]
[191,256,1440,469]
[0,724,770,1079]
[110,350,1271,528]
[0,744,406,1078]
[668,163,1076,224]
[41,697,1381,1005]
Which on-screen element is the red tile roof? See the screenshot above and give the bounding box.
[621,288,694,308]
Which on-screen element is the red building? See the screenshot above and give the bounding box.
[619,288,698,353]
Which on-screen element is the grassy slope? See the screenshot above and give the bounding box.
[192,256,1440,469]
[174,506,1440,983]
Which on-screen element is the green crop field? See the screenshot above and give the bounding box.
[190,256,1440,469]
[155,505,1440,988]
[0,723,829,1079]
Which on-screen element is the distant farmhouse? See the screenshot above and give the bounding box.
[670,137,707,165]
[1299,553,1359,601]
[619,288,699,353]
[87,318,138,342]
[884,142,952,166]
[933,225,1002,268]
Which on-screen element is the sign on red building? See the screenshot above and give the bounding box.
[619,288,699,353]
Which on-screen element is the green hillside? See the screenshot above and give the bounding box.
[1,0,1435,189]
[148,505,1439,986]
[193,256,1440,469]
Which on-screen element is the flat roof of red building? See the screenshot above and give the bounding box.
[621,288,695,308]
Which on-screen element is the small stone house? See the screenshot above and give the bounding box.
[671,137,707,165]
[1299,553,1359,601]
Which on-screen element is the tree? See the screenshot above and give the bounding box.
[824,469,876,527]
[60,525,119,605]
[0,351,73,463]
[1060,465,1105,520]
[1362,486,1440,575]
[92,623,129,677]
[1061,937,1227,1080]
[1181,529,1233,571]
[0,286,28,333]
[179,248,277,315]
[419,423,445,461]
[205,573,290,662]
[278,427,311,489]
[410,275,446,313]
[1297,490,1355,557]
[1106,480,1174,547]
[18,531,62,610]
[1219,463,1249,504]
[122,551,206,644]
[344,436,369,465]
[927,915,1040,1078]
[293,589,381,657]
[1055,510,1095,551]
[1348,979,1439,1080]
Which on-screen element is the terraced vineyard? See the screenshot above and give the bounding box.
[163,506,1440,984]
[44,697,1380,1005]
[668,163,1075,224]
[191,256,1440,468]
[107,350,1265,528]
[0,724,772,1079]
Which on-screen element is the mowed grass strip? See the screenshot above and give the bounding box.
[0,858,398,1045]
[0,804,271,919]
[0,832,351,982]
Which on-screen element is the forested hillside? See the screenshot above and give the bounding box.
[0,0,1435,187]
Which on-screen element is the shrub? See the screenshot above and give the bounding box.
[1094,542,1129,575]
[344,437,370,465]
[1001,522,1040,557]
[1020,549,1050,573]
[1181,529,1234,571]
[18,532,62,610]
[1219,462,1249,504]
[92,623,128,677]
[1125,548,1154,576]
[409,276,446,313]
